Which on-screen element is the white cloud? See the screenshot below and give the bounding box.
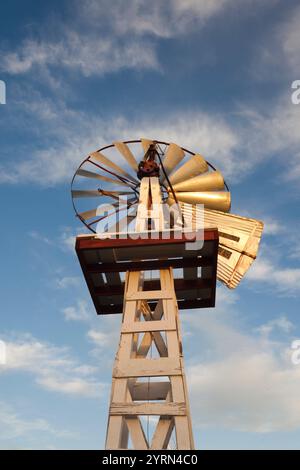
[62,299,90,322]
[255,316,294,337]
[254,4,300,83]
[188,350,300,433]
[82,0,275,39]
[261,216,284,236]
[59,229,77,252]
[87,329,111,346]
[1,0,232,79]
[82,0,231,38]
[87,316,120,357]
[235,98,300,178]
[28,227,77,253]
[37,376,99,396]
[2,83,300,188]
[87,325,119,347]
[1,32,158,77]
[0,107,240,185]
[246,255,300,295]
[1,333,105,397]
[55,276,80,289]
[184,306,300,433]
[0,401,75,441]
[1,2,300,191]
[1,0,276,79]
[28,230,53,245]
[172,0,229,22]
[280,5,300,74]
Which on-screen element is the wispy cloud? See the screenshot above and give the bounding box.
[61,299,90,322]
[188,345,300,432]
[255,316,294,338]
[246,254,300,295]
[0,0,277,80]
[27,228,77,253]
[80,0,232,38]
[1,33,159,78]
[55,276,80,290]
[0,1,298,189]
[185,301,300,433]
[87,323,119,352]
[1,332,105,397]
[260,216,284,236]
[0,106,240,185]
[253,3,300,82]
[0,0,231,78]
[278,4,300,74]
[2,84,300,187]
[0,401,75,442]
[28,230,53,245]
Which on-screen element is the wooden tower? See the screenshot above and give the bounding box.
[73,139,263,449]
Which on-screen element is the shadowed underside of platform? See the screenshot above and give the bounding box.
[76,229,218,314]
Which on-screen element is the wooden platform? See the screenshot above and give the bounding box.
[75,229,218,314]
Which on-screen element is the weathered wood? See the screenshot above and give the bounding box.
[150,177,165,231]
[110,402,187,416]
[135,177,150,232]
[114,358,182,378]
[126,290,173,300]
[126,418,148,449]
[180,205,263,288]
[136,331,168,358]
[151,417,174,449]
[106,266,194,448]
[121,319,176,333]
[135,299,168,357]
[76,227,218,314]
[105,178,194,450]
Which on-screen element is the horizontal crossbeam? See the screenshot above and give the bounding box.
[86,256,213,273]
[110,402,187,416]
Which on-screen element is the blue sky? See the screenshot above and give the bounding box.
[0,0,300,450]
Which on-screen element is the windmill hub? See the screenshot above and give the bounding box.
[137,142,160,179]
[137,159,160,179]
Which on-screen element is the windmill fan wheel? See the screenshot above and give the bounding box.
[71,139,231,233]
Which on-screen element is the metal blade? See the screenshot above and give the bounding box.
[90,151,138,183]
[72,189,133,199]
[78,208,98,220]
[168,191,231,212]
[172,170,224,192]
[161,143,185,183]
[98,190,135,202]
[78,202,121,221]
[100,190,133,196]
[72,190,102,198]
[76,168,128,186]
[104,209,137,233]
[141,138,153,154]
[168,154,208,185]
[114,141,138,171]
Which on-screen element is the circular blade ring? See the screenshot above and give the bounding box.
[71,139,230,233]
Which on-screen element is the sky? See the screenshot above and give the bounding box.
[0,0,300,450]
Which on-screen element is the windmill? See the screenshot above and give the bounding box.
[72,139,263,449]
